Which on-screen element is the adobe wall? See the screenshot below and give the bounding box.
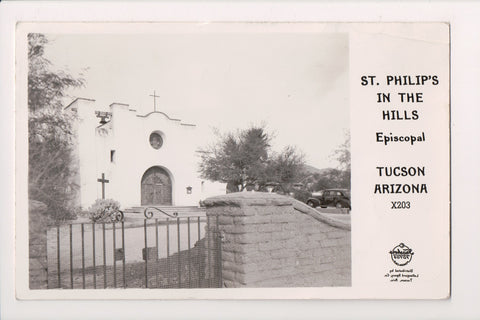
[204,192,351,287]
[29,200,49,289]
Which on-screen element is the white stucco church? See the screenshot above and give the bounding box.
[65,97,225,209]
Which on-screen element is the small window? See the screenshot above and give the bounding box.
[149,132,164,149]
[110,150,115,162]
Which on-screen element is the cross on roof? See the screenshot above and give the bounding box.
[149,90,160,112]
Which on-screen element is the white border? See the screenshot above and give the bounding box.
[15,21,451,300]
[2,1,479,319]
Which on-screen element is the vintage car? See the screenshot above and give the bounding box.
[306,189,351,209]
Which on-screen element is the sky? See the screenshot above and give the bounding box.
[43,29,349,169]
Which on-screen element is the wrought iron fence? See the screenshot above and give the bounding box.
[46,213,222,289]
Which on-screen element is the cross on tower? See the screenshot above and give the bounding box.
[149,90,160,112]
[97,173,109,199]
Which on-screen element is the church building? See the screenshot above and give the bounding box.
[65,97,225,210]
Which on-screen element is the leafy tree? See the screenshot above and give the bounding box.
[332,131,351,189]
[264,146,306,191]
[333,131,351,172]
[308,131,351,190]
[28,34,84,112]
[300,131,351,192]
[309,168,348,191]
[28,33,85,222]
[198,126,306,192]
[198,126,270,191]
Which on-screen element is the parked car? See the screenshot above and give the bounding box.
[306,189,351,209]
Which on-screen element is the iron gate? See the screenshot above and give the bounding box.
[46,210,222,289]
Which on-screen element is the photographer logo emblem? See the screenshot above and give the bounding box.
[389,243,414,266]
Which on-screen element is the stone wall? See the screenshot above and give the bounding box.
[29,200,49,289]
[204,192,351,288]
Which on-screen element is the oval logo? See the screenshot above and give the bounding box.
[389,243,414,266]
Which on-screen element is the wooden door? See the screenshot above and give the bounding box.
[141,167,172,205]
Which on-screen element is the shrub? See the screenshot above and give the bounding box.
[293,189,312,203]
[88,199,122,223]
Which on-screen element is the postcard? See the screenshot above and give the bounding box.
[15,22,450,300]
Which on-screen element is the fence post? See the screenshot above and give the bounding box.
[177,218,181,288]
[69,224,73,289]
[187,217,191,288]
[102,223,106,288]
[122,221,126,288]
[92,223,96,289]
[81,223,85,289]
[113,222,117,288]
[144,220,148,288]
[56,225,61,288]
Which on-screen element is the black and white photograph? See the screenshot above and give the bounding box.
[25,24,352,291]
[4,2,480,319]
[12,20,451,302]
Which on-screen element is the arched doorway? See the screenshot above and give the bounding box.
[141,166,172,206]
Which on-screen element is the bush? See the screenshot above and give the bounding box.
[88,199,122,223]
[293,189,312,203]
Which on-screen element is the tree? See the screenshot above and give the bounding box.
[333,131,351,171]
[28,33,85,221]
[265,146,306,191]
[198,126,270,191]
[309,168,348,191]
[330,131,351,189]
[28,34,84,112]
[301,131,351,192]
[198,126,306,192]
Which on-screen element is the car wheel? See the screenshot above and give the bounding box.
[335,202,343,209]
[307,200,316,208]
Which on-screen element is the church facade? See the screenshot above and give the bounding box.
[66,98,225,209]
